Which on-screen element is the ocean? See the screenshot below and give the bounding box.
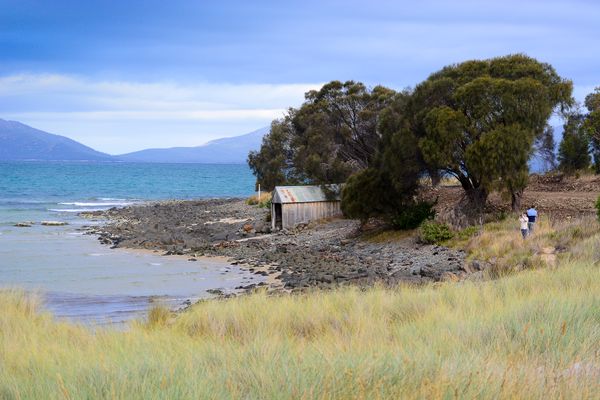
[0,161,259,324]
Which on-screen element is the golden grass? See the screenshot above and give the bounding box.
[461,215,600,277]
[1,220,599,399]
[246,192,272,207]
[362,228,417,243]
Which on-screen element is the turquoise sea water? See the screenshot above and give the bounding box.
[0,161,259,324]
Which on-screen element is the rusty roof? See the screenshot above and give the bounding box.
[272,185,341,204]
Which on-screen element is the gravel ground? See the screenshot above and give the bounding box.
[83,198,469,293]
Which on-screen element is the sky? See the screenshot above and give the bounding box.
[1,0,599,154]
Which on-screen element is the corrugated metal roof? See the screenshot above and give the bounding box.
[272,185,341,204]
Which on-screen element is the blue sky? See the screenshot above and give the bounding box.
[1,0,599,153]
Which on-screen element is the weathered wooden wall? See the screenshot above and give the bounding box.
[279,201,342,229]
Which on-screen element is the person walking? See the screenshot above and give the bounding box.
[519,212,529,239]
[526,206,538,234]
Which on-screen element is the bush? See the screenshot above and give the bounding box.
[259,199,272,209]
[455,225,480,241]
[596,195,600,221]
[247,193,272,208]
[389,201,436,230]
[419,221,453,244]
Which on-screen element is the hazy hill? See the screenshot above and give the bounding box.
[117,127,269,163]
[0,119,269,163]
[0,117,561,168]
[0,119,114,161]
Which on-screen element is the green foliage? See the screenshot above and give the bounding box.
[341,168,410,222]
[389,201,436,230]
[248,81,396,189]
[456,225,480,241]
[341,166,425,229]
[395,54,573,211]
[583,88,600,172]
[419,221,454,244]
[595,195,600,222]
[248,119,297,191]
[259,199,272,209]
[558,114,591,174]
[250,56,574,223]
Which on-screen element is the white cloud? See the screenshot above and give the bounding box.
[0,74,322,153]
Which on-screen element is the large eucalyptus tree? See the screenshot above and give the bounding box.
[386,54,573,212]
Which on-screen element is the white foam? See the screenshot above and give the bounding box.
[49,208,106,213]
[58,202,133,207]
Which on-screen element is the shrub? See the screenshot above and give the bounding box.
[259,199,272,209]
[456,225,480,241]
[596,195,600,221]
[389,201,436,230]
[419,221,453,244]
[247,193,272,208]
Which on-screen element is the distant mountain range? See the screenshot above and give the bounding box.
[0,119,114,161]
[0,117,562,171]
[0,119,268,163]
[117,127,269,163]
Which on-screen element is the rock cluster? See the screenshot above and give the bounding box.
[84,199,469,293]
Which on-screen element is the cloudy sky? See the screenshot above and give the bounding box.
[1,0,599,154]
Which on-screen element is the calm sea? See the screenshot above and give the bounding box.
[0,161,259,324]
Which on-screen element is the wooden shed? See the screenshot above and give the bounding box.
[271,185,342,230]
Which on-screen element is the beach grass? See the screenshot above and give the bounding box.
[246,192,272,208]
[459,215,600,277]
[1,224,599,398]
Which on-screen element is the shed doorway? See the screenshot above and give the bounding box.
[274,203,283,230]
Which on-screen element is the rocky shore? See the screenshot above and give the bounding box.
[83,198,471,293]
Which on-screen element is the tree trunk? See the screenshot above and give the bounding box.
[511,189,523,212]
[466,187,488,211]
[464,186,488,225]
[443,186,488,229]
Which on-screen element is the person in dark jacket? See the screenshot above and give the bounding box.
[526,206,538,234]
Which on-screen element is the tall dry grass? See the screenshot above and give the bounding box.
[1,221,599,399]
[462,215,600,277]
[246,192,272,208]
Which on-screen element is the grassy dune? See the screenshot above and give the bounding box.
[1,222,599,399]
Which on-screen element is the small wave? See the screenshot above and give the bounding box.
[58,202,134,207]
[49,208,107,213]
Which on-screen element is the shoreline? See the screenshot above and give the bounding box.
[115,245,284,294]
[84,197,470,297]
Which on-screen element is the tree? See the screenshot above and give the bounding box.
[248,81,396,189]
[341,168,402,222]
[342,91,433,228]
[558,114,591,173]
[390,54,573,214]
[584,88,600,172]
[534,125,557,172]
[248,118,297,191]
